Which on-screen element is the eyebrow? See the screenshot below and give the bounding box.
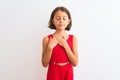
[56,16,67,18]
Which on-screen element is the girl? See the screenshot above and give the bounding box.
[41,6,78,80]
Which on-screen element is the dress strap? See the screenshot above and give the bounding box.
[48,34,53,40]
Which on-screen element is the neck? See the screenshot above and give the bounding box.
[55,30,66,34]
[53,30,69,40]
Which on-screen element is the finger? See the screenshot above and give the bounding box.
[53,33,59,39]
[53,33,60,41]
[49,36,52,39]
[56,33,62,41]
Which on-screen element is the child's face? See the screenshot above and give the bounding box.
[52,10,70,30]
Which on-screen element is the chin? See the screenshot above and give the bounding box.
[57,28,66,30]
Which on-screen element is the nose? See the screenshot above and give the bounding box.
[60,18,63,23]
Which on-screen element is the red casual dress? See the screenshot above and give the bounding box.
[46,34,73,80]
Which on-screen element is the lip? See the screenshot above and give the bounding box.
[58,24,65,26]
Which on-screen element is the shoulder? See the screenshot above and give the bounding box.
[69,35,78,48]
[43,34,52,42]
[42,36,48,45]
[43,36,48,41]
[42,34,52,43]
[69,34,77,40]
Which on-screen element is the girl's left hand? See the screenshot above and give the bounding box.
[57,33,68,47]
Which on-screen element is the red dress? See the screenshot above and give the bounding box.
[47,34,74,80]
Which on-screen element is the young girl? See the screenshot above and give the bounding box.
[41,6,78,80]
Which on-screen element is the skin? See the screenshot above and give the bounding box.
[42,10,78,67]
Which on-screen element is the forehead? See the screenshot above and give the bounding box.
[54,10,68,17]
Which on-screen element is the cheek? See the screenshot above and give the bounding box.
[52,19,58,24]
[68,19,70,24]
[66,20,70,25]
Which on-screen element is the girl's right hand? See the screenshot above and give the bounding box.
[48,33,59,49]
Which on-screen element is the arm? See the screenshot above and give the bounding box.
[41,36,52,67]
[41,35,58,67]
[59,35,78,66]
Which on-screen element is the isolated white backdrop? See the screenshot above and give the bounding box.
[0,0,120,80]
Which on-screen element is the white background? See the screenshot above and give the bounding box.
[0,0,120,80]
